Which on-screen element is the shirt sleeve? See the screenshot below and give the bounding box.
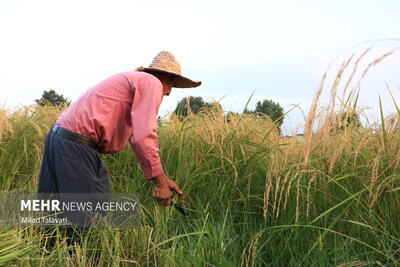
[129,76,165,179]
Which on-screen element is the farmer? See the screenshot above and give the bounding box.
[38,51,201,207]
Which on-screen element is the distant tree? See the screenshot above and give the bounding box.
[254,99,284,126]
[243,107,252,114]
[173,96,221,117]
[243,99,284,133]
[224,111,239,123]
[35,90,71,107]
[333,111,362,132]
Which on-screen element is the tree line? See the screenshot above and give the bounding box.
[36,90,286,129]
[35,89,363,134]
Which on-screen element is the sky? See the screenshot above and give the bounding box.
[1,0,399,135]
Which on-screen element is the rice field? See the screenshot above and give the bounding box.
[0,49,399,266]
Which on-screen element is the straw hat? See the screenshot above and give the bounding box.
[136,51,201,88]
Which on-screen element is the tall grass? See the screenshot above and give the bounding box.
[0,48,399,266]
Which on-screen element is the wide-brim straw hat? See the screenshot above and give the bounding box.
[136,51,201,88]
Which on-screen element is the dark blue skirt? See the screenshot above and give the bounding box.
[38,130,111,194]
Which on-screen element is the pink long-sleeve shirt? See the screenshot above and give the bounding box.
[56,71,165,179]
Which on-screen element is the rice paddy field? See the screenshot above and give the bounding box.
[1,51,400,266]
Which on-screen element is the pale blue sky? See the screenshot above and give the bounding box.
[1,0,399,134]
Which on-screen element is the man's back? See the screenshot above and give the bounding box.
[56,71,164,154]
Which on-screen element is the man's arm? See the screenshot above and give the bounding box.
[129,76,183,205]
[129,76,165,179]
